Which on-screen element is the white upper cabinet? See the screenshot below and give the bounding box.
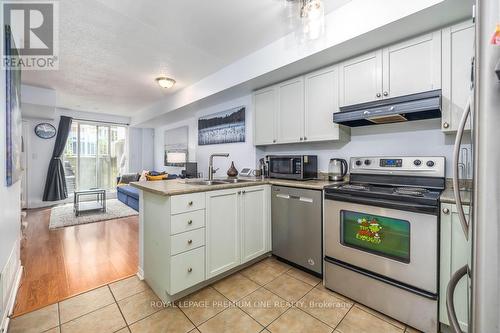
[305,65,349,142]
[205,188,241,279]
[253,23,460,145]
[240,186,270,263]
[253,86,277,145]
[339,31,441,107]
[382,31,442,99]
[339,50,383,106]
[442,21,474,133]
[276,77,305,143]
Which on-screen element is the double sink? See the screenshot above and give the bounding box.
[184,178,260,186]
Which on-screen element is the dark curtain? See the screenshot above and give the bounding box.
[42,116,73,201]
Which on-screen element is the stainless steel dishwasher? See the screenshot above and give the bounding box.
[271,185,322,275]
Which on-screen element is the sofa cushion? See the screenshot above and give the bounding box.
[119,173,140,184]
[117,185,139,200]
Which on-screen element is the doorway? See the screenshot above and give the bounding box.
[63,121,127,193]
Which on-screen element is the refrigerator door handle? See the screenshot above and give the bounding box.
[446,265,469,333]
[453,98,471,240]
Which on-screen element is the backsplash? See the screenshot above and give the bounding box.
[257,119,472,179]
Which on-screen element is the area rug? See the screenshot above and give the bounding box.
[49,199,138,229]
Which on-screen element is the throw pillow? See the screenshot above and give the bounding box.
[139,170,149,182]
[146,174,168,181]
[149,171,166,176]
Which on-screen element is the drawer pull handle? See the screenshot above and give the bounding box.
[187,267,193,273]
[188,220,193,225]
[443,122,450,129]
[188,201,193,206]
[187,239,193,244]
[443,208,450,214]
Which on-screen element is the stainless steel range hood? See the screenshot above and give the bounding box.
[333,90,442,127]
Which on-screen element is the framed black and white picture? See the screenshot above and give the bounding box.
[34,123,57,139]
[198,106,245,146]
[5,25,22,186]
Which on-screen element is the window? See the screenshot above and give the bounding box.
[63,121,127,193]
[340,210,411,263]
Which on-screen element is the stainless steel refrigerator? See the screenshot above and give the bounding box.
[446,1,500,332]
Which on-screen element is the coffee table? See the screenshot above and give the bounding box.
[74,189,106,217]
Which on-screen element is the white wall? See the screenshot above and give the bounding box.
[22,107,138,208]
[0,66,21,326]
[128,127,155,172]
[154,95,257,178]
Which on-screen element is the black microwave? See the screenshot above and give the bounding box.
[267,155,318,180]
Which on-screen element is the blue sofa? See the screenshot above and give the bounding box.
[117,185,140,211]
[117,173,178,211]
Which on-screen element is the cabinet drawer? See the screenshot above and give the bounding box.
[171,193,205,215]
[171,228,205,256]
[171,210,205,235]
[170,247,205,294]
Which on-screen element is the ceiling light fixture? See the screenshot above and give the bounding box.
[300,0,324,19]
[156,76,176,89]
[299,0,325,41]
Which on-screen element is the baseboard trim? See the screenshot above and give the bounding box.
[136,267,144,281]
[1,264,22,333]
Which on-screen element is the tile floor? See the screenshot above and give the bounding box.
[8,256,422,333]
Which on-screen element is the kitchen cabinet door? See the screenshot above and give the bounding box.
[441,21,474,133]
[253,86,277,145]
[205,188,240,278]
[240,186,270,263]
[439,203,470,331]
[276,76,304,143]
[339,50,383,106]
[305,65,350,142]
[382,31,441,99]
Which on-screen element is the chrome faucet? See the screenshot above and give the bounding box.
[208,153,229,180]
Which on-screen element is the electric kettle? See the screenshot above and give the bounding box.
[329,158,348,181]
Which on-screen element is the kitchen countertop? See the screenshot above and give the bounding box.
[440,180,472,205]
[130,177,344,196]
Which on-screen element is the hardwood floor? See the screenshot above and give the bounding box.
[13,207,138,316]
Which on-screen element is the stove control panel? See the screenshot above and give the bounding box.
[350,156,445,178]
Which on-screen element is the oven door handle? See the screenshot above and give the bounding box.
[324,193,438,214]
[452,98,471,240]
[446,265,469,333]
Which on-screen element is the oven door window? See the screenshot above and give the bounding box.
[340,210,410,263]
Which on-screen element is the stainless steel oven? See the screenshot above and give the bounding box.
[267,155,317,180]
[324,200,438,293]
[323,156,445,333]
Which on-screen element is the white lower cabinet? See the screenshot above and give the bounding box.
[206,185,271,279]
[170,247,205,294]
[440,203,470,331]
[144,186,271,302]
[240,186,270,263]
[170,228,205,256]
[205,188,241,278]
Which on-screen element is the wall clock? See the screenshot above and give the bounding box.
[34,123,57,139]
